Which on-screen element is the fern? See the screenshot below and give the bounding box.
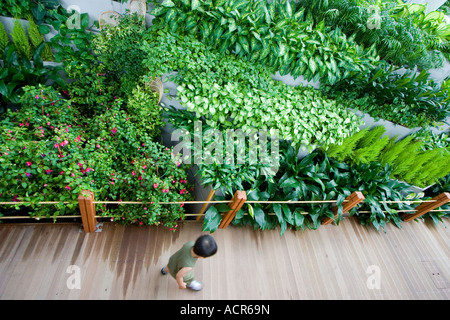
[0,21,9,58]
[352,134,389,164]
[11,19,31,60]
[27,15,54,61]
[379,135,414,165]
[325,127,369,162]
[355,125,385,149]
[391,140,424,179]
[411,149,450,187]
[402,149,439,185]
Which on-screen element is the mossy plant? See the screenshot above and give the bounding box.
[325,125,450,187]
[0,21,9,58]
[11,19,31,60]
[27,15,54,61]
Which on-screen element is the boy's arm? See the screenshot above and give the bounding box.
[176,267,193,289]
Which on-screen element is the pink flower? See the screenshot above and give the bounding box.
[60,140,68,147]
[180,189,186,195]
[111,127,117,134]
[177,161,181,167]
[138,176,143,180]
[26,162,32,166]
[132,171,136,176]
[45,169,53,174]
[143,165,147,169]
[65,185,71,190]
[74,136,81,142]
[35,95,39,99]
[26,172,31,177]
[180,203,184,207]
[19,123,24,127]
[153,183,158,189]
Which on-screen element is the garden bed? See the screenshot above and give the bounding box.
[0,0,449,233]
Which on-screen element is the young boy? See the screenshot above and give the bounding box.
[161,234,217,291]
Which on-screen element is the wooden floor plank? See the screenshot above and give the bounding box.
[0,218,448,300]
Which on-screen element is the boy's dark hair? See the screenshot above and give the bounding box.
[193,234,217,257]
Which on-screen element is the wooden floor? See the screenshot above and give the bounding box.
[0,218,449,300]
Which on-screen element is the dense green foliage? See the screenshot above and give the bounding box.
[203,143,415,233]
[323,62,450,128]
[299,0,448,70]
[150,0,379,85]
[0,85,190,227]
[325,126,450,187]
[142,30,361,149]
[0,0,448,231]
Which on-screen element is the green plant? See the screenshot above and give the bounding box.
[0,43,65,111]
[11,19,32,60]
[324,62,450,128]
[142,31,361,150]
[0,0,33,18]
[202,141,415,234]
[126,85,164,139]
[164,105,277,196]
[0,85,192,229]
[93,14,149,97]
[26,15,54,61]
[150,0,379,85]
[0,21,8,58]
[352,126,389,164]
[47,10,111,115]
[300,0,446,70]
[325,126,450,188]
[411,128,450,150]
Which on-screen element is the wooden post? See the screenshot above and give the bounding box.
[78,190,97,232]
[402,192,450,222]
[322,191,365,225]
[196,189,216,221]
[219,190,247,229]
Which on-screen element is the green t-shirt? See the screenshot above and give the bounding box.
[167,241,197,284]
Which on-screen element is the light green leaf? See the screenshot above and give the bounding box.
[161,0,175,7]
[191,0,200,11]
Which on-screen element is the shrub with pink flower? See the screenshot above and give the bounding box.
[0,86,192,229]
